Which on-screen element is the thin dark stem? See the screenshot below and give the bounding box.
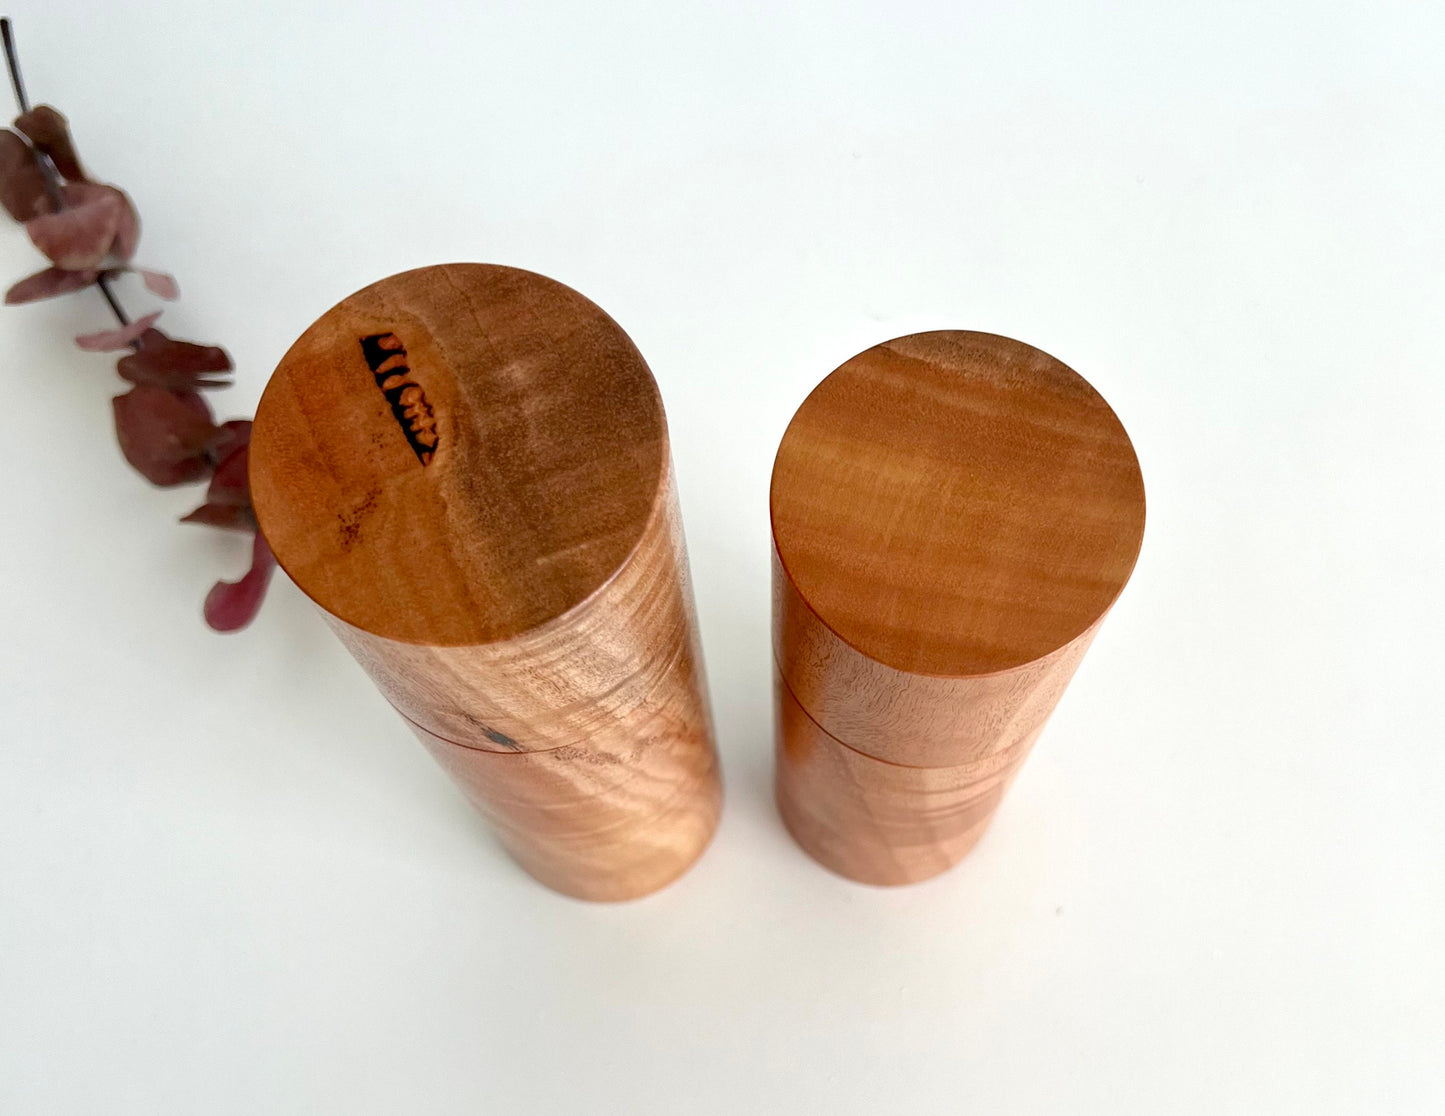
[1,18,29,113]
[0,17,59,208]
[96,274,129,325]
[0,18,131,335]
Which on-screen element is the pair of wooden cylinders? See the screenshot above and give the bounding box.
[249,264,721,901]
[771,332,1146,885]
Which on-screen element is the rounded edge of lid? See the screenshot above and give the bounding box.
[769,329,1146,679]
[250,262,669,647]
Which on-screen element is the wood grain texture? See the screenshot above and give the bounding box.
[775,668,1023,886]
[774,545,1099,768]
[250,263,720,900]
[325,463,702,754]
[771,331,1145,885]
[411,656,721,902]
[251,263,667,648]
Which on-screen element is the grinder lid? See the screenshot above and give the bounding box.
[770,330,1146,677]
[250,263,666,647]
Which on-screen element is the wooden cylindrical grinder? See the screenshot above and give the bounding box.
[770,331,1145,886]
[249,263,721,901]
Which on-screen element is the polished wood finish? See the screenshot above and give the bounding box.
[251,264,720,900]
[325,465,703,755]
[771,331,1144,885]
[251,264,665,649]
[412,658,719,902]
[775,668,1017,886]
[773,546,1099,768]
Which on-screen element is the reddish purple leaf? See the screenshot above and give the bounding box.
[136,327,232,372]
[135,326,228,370]
[26,193,122,269]
[205,443,252,507]
[0,128,54,221]
[77,310,162,352]
[93,184,140,262]
[117,367,229,391]
[137,269,179,299]
[204,532,277,632]
[180,502,256,532]
[58,181,139,261]
[14,105,84,182]
[206,419,253,462]
[117,329,233,390]
[112,383,217,486]
[5,266,98,304]
[185,433,259,531]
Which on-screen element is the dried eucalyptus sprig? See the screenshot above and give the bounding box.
[0,18,275,630]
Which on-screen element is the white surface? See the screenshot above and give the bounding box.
[1,2,1442,1112]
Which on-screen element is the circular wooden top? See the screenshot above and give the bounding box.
[250,264,667,646]
[771,331,1145,677]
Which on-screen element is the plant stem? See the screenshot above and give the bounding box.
[1,17,59,209]
[0,18,29,113]
[96,273,129,324]
[1,17,131,332]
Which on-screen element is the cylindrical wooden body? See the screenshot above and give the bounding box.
[770,331,1145,886]
[250,263,720,900]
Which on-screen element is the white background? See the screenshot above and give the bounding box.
[1,1,1442,1112]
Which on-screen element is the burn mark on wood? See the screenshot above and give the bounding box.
[359,332,438,465]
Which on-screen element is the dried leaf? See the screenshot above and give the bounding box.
[26,193,121,269]
[60,181,139,261]
[136,328,232,372]
[180,502,256,532]
[203,532,277,632]
[0,128,54,221]
[113,192,139,261]
[76,310,162,352]
[112,383,217,486]
[206,419,252,462]
[205,443,251,507]
[119,370,229,391]
[13,105,84,182]
[137,269,179,299]
[5,266,98,304]
[117,329,232,390]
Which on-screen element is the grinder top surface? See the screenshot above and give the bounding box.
[771,330,1146,677]
[251,263,667,646]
